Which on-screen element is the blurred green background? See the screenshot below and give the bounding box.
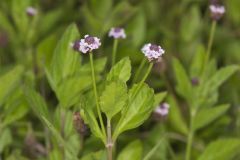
[0,0,240,159]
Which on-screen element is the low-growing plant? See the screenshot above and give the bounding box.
[1,0,240,160]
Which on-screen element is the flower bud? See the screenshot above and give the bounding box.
[108,27,126,39]
[73,112,87,136]
[26,7,37,17]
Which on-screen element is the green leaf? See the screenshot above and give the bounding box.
[41,116,79,160]
[50,24,81,85]
[65,134,81,159]
[180,6,201,42]
[100,81,127,119]
[81,150,107,160]
[80,109,105,143]
[226,0,240,25]
[197,65,239,108]
[107,57,131,83]
[0,10,15,39]
[0,128,12,153]
[41,116,65,145]
[202,59,217,82]
[0,66,24,106]
[49,149,62,160]
[204,65,239,94]
[172,58,192,102]
[167,95,188,135]
[197,139,240,160]
[38,9,62,37]
[193,104,230,131]
[117,140,142,160]
[37,32,58,68]
[11,0,30,35]
[89,0,112,20]
[190,45,206,78]
[127,11,146,47]
[56,75,92,108]
[2,103,28,127]
[153,92,167,107]
[24,87,49,120]
[113,84,154,139]
[79,57,107,75]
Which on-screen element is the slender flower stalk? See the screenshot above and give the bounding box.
[108,27,126,66]
[143,137,164,160]
[89,53,106,137]
[205,20,217,66]
[133,62,153,97]
[111,39,118,67]
[106,119,113,160]
[204,3,225,66]
[185,111,195,160]
[132,58,147,84]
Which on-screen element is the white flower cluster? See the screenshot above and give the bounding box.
[141,43,165,61]
[209,4,225,20]
[72,35,101,54]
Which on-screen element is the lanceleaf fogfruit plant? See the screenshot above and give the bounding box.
[24,24,167,160]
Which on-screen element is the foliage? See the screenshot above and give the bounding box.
[0,0,240,160]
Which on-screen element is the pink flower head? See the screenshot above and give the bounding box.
[72,35,101,54]
[141,43,165,61]
[26,7,37,16]
[154,103,170,117]
[209,4,225,20]
[108,27,126,39]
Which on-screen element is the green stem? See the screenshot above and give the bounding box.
[167,141,177,160]
[107,119,113,160]
[44,127,50,155]
[143,137,164,160]
[185,111,195,160]
[132,58,147,84]
[134,62,153,94]
[205,20,217,67]
[89,53,106,137]
[112,39,118,67]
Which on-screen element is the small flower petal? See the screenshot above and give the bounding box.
[209,4,225,20]
[154,103,170,116]
[108,27,126,39]
[26,7,37,16]
[141,43,165,61]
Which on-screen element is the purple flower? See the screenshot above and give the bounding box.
[141,43,165,61]
[154,103,170,117]
[26,7,37,16]
[209,4,225,20]
[72,35,101,54]
[108,27,126,39]
[191,77,200,86]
